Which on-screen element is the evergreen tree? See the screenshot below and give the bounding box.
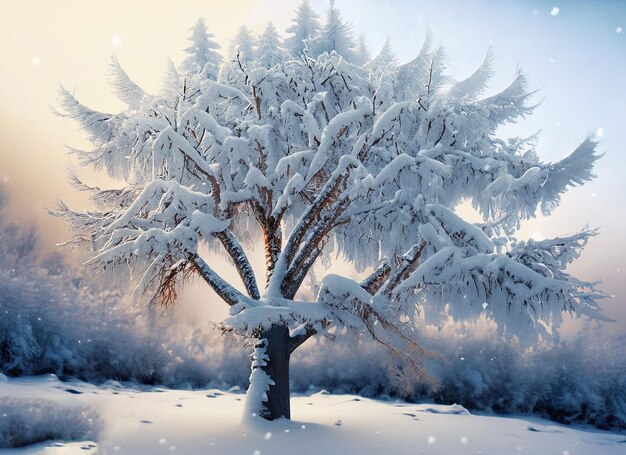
[230,25,256,64]
[353,34,371,67]
[366,36,397,78]
[315,0,356,61]
[285,0,321,57]
[256,22,289,69]
[181,18,222,80]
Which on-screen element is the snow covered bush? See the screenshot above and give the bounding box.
[0,397,101,448]
[291,329,626,431]
[0,213,147,380]
[55,0,605,421]
[0,248,246,386]
[523,336,626,430]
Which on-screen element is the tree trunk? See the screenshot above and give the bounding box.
[245,324,291,421]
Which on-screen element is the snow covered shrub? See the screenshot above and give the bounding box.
[0,397,101,448]
[527,336,626,430]
[0,250,243,385]
[288,327,626,431]
[290,331,419,398]
[0,239,151,380]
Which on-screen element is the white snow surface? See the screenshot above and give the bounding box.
[1,376,623,455]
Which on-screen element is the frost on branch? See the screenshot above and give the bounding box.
[395,229,607,342]
[56,12,605,388]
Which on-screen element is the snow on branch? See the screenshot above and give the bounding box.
[190,254,253,307]
[445,46,494,100]
[540,138,602,215]
[395,230,607,341]
[108,55,148,109]
[55,85,118,145]
[476,137,602,223]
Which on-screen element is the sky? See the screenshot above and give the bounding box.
[1,0,625,335]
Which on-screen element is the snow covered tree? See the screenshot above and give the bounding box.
[285,0,321,57]
[256,22,289,69]
[353,34,371,67]
[229,25,255,64]
[56,11,605,422]
[366,36,397,79]
[181,18,222,80]
[314,0,356,62]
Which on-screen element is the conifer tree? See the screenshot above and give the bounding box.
[181,18,222,80]
[285,0,321,57]
[315,0,356,61]
[257,22,289,69]
[353,34,371,67]
[230,25,256,64]
[366,36,397,78]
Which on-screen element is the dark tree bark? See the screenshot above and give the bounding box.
[257,324,291,420]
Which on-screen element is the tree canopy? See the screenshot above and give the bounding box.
[55,2,605,419]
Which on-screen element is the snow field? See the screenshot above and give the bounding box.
[1,376,624,455]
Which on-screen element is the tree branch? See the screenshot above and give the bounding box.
[360,262,392,294]
[263,215,282,287]
[287,325,318,354]
[214,230,260,300]
[190,253,248,306]
[378,242,426,297]
[281,161,355,268]
[282,237,326,299]
[281,199,351,298]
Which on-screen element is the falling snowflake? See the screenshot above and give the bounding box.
[427,436,436,444]
[617,27,623,34]
[551,7,560,16]
[111,35,123,47]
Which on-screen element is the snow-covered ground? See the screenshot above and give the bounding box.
[1,376,624,455]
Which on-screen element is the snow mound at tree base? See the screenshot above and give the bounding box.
[0,397,101,449]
